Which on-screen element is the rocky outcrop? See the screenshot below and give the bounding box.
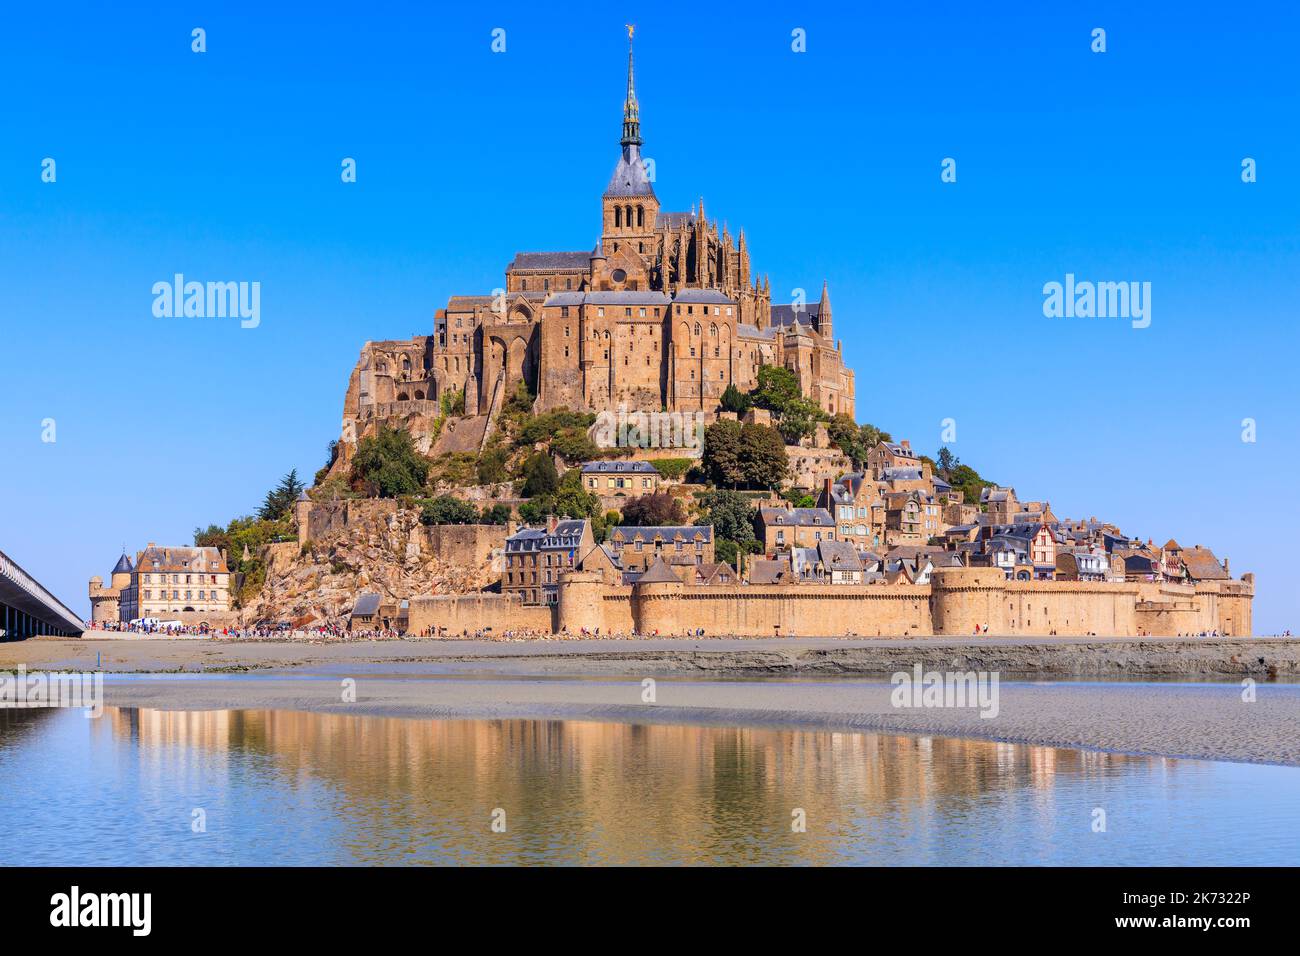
[242,504,505,626]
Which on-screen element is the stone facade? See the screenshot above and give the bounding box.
[91,544,233,624]
[336,33,855,463]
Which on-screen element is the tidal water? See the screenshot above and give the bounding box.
[1,706,1296,866]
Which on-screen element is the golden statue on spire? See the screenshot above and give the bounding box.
[626,23,634,40]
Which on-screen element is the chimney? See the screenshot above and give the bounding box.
[901,439,911,451]
[547,515,559,534]
[822,477,833,508]
[1223,557,1231,575]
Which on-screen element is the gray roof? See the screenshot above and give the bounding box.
[655,211,695,229]
[582,291,671,305]
[613,525,713,543]
[770,304,822,328]
[509,251,592,272]
[604,144,656,198]
[817,539,862,571]
[581,460,658,474]
[882,467,923,482]
[112,553,134,575]
[506,520,588,552]
[737,323,776,340]
[636,556,680,584]
[672,289,734,305]
[352,593,382,617]
[760,507,834,527]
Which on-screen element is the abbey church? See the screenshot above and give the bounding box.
[347,31,854,431]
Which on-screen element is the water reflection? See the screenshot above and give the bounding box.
[1,707,1296,865]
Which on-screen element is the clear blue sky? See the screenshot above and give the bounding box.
[2,2,1297,631]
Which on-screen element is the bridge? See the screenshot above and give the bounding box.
[0,548,84,639]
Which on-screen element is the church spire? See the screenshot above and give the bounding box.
[621,25,641,147]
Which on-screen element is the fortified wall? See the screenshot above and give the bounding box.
[408,566,1253,638]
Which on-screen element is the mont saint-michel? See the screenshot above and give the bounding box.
[69,31,1255,642]
[4,10,1297,887]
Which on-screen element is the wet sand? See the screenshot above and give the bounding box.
[5,634,1299,677]
[4,636,1299,766]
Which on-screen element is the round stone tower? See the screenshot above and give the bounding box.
[631,557,684,635]
[557,569,606,635]
[929,566,1008,635]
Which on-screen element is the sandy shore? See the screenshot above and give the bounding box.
[4,634,1298,677]
[4,636,1299,766]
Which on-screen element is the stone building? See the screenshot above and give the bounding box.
[339,30,855,450]
[503,518,594,606]
[92,544,232,623]
[88,553,133,623]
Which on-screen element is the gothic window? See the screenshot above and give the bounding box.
[615,206,622,227]
[624,204,632,226]
[694,323,700,335]
[636,206,644,227]
[709,323,717,336]
[402,356,411,372]
[543,279,549,290]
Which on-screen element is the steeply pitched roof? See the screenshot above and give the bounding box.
[636,556,681,584]
[112,553,134,575]
[604,144,656,198]
[612,524,713,543]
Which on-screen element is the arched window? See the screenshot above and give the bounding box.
[694,323,700,335]
[615,206,622,228]
[402,356,412,372]
[709,323,717,336]
[636,205,644,227]
[414,390,424,400]
[624,204,633,227]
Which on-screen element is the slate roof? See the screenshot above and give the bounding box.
[505,520,588,553]
[352,593,382,617]
[672,289,734,305]
[136,545,228,574]
[655,211,695,229]
[770,304,822,328]
[112,553,134,575]
[749,558,793,585]
[581,460,659,474]
[760,507,834,527]
[604,144,656,198]
[509,251,592,272]
[817,539,862,572]
[636,556,681,584]
[612,525,713,543]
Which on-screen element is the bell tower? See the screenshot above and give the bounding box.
[601,25,659,261]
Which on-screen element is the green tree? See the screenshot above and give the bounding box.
[480,503,513,525]
[521,452,560,498]
[752,364,801,413]
[698,489,758,547]
[719,383,752,415]
[258,468,305,521]
[420,495,479,525]
[702,418,746,487]
[739,423,789,488]
[621,492,686,526]
[350,425,429,498]
[936,447,960,480]
[477,445,510,485]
